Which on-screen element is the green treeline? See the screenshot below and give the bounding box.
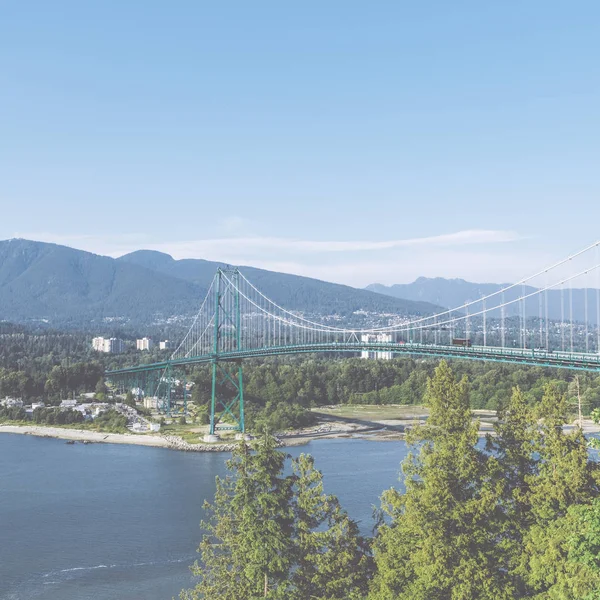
[193,357,600,410]
[0,327,169,401]
[31,407,85,425]
[0,362,103,401]
[189,357,600,431]
[183,362,600,600]
[0,405,128,431]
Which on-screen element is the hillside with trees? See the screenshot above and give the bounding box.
[0,239,441,331]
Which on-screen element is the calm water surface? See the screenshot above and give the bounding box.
[0,434,408,600]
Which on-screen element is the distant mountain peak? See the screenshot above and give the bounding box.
[118,249,176,270]
[120,249,175,260]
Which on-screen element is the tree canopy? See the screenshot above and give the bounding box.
[184,361,600,600]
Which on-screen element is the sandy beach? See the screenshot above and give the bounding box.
[0,425,173,447]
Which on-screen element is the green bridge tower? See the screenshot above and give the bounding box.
[210,268,245,434]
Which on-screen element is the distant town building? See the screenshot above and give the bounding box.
[31,402,45,410]
[1,397,23,408]
[136,337,154,351]
[159,340,173,350]
[76,406,91,419]
[360,333,393,360]
[60,399,78,408]
[143,397,158,410]
[92,337,125,353]
[105,338,125,353]
[92,337,105,352]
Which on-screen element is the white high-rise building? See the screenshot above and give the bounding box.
[105,338,124,353]
[360,333,393,360]
[136,337,153,351]
[92,337,125,353]
[159,340,173,350]
[92,337,106,352]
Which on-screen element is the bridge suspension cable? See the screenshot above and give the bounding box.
[169,242,600,358]
[107,239,600,431]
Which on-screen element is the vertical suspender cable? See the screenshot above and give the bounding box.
[539,286,543,349]
[597,244,600,353]
[519,287,523,349]
[545,270,549,351]
[569,273,574,353]
[501,291,506,348]
[483,297,487,347]
[585,279,589,353]
[561,287,565,352]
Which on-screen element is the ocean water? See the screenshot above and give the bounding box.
[0,434,408,600]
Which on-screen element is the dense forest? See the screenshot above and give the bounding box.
[0,325,173,401]
[186,356,599,431]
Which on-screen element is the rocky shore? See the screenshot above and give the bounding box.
[0,425,287,452]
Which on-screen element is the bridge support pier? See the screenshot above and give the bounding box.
[209,360,245,434]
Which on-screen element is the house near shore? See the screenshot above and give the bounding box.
[1,397,23,408]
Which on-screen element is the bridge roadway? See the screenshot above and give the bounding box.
[106,342,600,378]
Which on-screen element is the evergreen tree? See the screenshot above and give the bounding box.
[124,390,136,407]
[515,383,600,597]
[370,361,511,600]
[486,386,537,594]
[290,453,372,599]
[567,498,600,600]
[182,436,295,599]
[182,437,370,600]
[528,384,598,521]
[95,377,107,401]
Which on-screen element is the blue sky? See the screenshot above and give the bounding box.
[1,1,598,286]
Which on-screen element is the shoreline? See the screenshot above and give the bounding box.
[0,424,380,451]
[0,425,173,448]
[4,419,596,452]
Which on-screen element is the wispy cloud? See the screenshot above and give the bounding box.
[124,229,522,258]
[8,229,529,286]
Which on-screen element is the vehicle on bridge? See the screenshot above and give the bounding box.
[451,338,472,348]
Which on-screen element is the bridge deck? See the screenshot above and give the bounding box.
[106,342,600,377]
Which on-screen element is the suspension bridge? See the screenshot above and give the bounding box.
[107,240,600,435]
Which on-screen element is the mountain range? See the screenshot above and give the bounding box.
[367,278,600,325]
[0,239,441,331]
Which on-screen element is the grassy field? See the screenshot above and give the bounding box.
[312,404,428,422]
[312,405,501,426]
